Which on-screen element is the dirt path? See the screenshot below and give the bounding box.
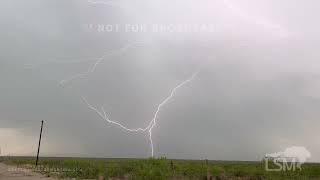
[0,163,55,180]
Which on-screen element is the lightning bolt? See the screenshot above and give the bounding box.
[82,70,199,157]
[23,41,150,87]
[222,0,291,37]
[87,0,291,37]
[58,41,149,86]
[23,41,148,87]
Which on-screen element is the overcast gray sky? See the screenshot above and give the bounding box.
[0,0,319,162]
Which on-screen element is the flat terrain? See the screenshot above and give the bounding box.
[0,163,55,180]
[2,157,320,179]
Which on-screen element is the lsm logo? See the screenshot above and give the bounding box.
[264,146,311,172]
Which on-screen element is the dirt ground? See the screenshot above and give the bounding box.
[0,163,55,180]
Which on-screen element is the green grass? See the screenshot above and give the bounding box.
[3,157,320,179]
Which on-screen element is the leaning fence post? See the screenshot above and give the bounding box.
[171,160,174,171]
[36,120,44,167]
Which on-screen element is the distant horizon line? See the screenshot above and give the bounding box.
[1,155,320,164]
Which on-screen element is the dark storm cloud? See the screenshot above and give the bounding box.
[0,0,319,161]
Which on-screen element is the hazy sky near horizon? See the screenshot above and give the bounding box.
[0,0,320,162]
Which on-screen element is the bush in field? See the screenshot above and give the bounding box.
[210,166,224,176]
[133,158,172,179]
[175,162,207,178]
[105,157,172,179]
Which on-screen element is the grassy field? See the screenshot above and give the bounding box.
[1,157,320,179]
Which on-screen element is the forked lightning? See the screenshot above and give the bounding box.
[82,71,199,157]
